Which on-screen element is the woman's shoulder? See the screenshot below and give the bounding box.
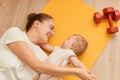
[6,27,22,32]
[0,27,25,44]
[3,27,24,36]
[1,27,24,39]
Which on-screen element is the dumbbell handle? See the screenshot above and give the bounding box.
[100,14,113,28]
[107,14,113,28]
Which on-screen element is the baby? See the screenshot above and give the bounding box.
[36,34,96,80]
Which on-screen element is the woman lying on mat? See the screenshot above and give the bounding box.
[0,13,97,80]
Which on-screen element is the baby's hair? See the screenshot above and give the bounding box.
[72,34,88,56]
[25,13,53,32]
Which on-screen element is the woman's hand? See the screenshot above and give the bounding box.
[76,68,97,80]
[88,71,98,80]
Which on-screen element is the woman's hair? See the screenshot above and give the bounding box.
[72,34,88,56]
[25,13,53,32]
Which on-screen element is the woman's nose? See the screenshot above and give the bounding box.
[48,30,54,38]
[51,30,54,36]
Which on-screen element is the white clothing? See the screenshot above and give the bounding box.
[0,27,48,80]
[40,47,76,80]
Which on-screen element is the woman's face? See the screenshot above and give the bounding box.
[37,19,55,43]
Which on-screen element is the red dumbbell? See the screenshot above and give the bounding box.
[94,7,120,34]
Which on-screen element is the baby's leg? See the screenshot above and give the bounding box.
[46,76,61,80]
[34,74,40,80]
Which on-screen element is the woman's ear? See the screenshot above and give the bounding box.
[34,20,41,28]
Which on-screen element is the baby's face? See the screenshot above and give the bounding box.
[61,36,76,48]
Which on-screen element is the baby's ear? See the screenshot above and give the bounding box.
[70,43,76,49]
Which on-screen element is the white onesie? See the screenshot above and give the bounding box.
[40,47,76,80]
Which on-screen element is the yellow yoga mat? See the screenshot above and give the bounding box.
[41,0,118,80]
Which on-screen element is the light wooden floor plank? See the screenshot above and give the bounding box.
[0,0,48,36]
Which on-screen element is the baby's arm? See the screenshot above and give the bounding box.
[39,43,55,53]
[69,56,87,70]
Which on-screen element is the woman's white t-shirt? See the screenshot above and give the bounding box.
[0,27,48,80]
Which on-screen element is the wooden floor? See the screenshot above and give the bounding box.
[0,0,48,37]
[0,0,120,80]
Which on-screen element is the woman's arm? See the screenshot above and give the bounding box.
[69,56,97,79]
[8,41,94,80]
[39,43,55,53]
